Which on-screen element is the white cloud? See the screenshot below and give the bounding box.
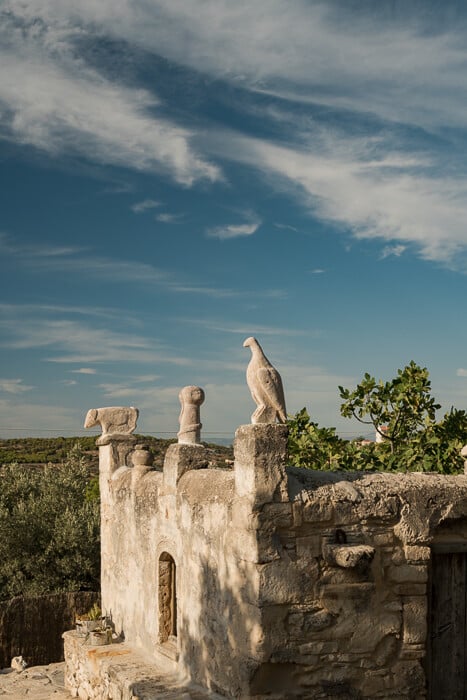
[3,2,467,267]
[134,374,160,383]
[0,235,245,297]
[0,8,220,186]
[0,378,34,394]
[212,132,467,266]
[310,269,325,275]
[71,368,97,375]
[0,397,83,437]
[457,369,467,377]
[156,213,183,224]
[380,245,406,259]
[274,223,299,233]
[185,319,310,337]
[131,199,162,213]
[207,221,261,240]
[97,381,169,402]
[0,311,193,366]
[61,379,77,386]
[0,231,85,258]
[10,0,467,131]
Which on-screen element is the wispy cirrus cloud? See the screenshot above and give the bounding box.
[0,306,193,366]
[380,245,406,259]
[71,368,97,375]
[184,318,312,338]
[211,130,467,266]
[0,397,81,435]
[0,233,285,298]
[0,378,34,394]
[0,231,85,258]
[207,216,261,240]
[0,7,220,186]
[156,213,183,224]
[10,0,467,131]
[131,199,162,213]
[3,1,467,269]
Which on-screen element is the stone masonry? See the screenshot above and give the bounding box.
[64,343,467,699]
[64,412,467,699]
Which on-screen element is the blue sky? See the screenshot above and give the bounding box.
[1,0,467,441]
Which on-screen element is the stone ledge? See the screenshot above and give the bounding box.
[63,631,224,699]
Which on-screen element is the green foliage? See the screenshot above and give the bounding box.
[0,434,234,471]
[0,436,98,466]
[287,408,344,470]
[0,446,100,601]
[339,361,440,452]
[85,476,100,502]
[288,362,467,474]
[84,602,102,621]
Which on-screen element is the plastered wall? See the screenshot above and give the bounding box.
[96,424,467,699]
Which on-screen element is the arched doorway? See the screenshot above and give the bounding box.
[158,552,177,644]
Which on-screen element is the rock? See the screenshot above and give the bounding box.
[10,656,27,673]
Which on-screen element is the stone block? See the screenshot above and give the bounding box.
[297,535,322,558]
[301,499,334,524]
[373,531,395,546]
[162,443,207,492]
[387,564,428,583]
[394,583,426,596]
[258,560,307,605]
[300,641,340,655]
[234,424,288,506]
[319,583,375,615]
[260,502,293,529]
[404,545,431,563]
[292,502,303,527]
[403,597,427,644]
[99,440,136,476]
[391,660,425,692]
[323,544,375,571]
[360,672,390,696]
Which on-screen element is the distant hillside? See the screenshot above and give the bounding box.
[0,435,233,470]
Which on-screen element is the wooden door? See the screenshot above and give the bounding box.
[429,551,467,699]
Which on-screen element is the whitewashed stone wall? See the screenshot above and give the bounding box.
[67,422,467,699]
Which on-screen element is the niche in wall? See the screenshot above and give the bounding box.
[158,552,177,644]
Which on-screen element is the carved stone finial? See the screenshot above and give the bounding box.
[243,337,287,424]
[177,386,205,445]
[84,406,139,445]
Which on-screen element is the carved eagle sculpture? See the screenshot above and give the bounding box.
[243,336,287,424]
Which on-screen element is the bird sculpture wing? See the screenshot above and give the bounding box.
[256,366,287,421]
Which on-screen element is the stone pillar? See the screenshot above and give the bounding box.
[234,424,289,507]
[162,443,208,493]
[97,435,136,618]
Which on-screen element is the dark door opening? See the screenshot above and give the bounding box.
[429,550,467,700]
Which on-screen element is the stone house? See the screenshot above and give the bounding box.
[64,410,467,699]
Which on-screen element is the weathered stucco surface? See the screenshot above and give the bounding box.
[66,418,467,699]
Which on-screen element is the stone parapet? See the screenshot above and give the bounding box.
[162,443,208,493]
[234,423,288,506]
[63,631,223,700]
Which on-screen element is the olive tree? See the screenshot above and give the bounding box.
[0,445,100,601]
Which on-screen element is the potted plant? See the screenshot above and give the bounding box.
[75,603,114,645]
[75,603,102,635]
